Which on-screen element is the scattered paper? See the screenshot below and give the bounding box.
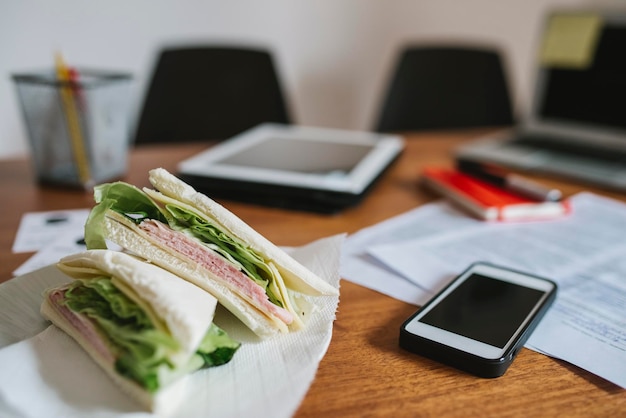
[12,233,122,277]
[365,192,626,389]
[341,200,485,305]
[12,229,87,277]
[540,12,602,69]
[12,209,90,253]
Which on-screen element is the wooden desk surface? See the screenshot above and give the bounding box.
[1,130,624,417]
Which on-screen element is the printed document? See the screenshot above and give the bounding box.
[343,193,626,388]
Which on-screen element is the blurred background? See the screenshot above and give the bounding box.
[0,0,618,159]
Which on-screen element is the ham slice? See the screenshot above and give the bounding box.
[138,220,294,325]
[48,287,116,364]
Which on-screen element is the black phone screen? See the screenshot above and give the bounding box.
[420,273,545,348]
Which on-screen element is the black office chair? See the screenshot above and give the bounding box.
[374,45,515,132]
[134,46,291,144]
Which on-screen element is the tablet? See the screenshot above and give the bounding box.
[177,123,404,213]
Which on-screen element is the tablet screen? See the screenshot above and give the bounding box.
[177,123,404,196]
[216,137,374,175]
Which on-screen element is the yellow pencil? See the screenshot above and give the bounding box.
[55,53,92,188]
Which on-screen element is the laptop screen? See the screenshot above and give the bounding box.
[538,19,626,130]
[456,11,626,191]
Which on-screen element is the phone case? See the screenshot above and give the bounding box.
[399,262,557,378]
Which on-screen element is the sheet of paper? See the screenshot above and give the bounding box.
[12,209,90,253]
[340,199,485,305]
[12,229,87,276]
[366,192,626,389]
[540,13,602,69]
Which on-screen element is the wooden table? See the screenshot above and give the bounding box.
[1,130,624,417]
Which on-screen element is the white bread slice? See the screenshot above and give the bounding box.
[57,250,218,363]
[41,250,220,411]
[101,212,282,338]
[146,167,338,297]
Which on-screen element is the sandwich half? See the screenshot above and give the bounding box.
[84,168,338,338]
[41,249,240,412]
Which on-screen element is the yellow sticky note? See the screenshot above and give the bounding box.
[540,13,603,69]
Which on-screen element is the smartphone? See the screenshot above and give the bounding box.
[399,262,557,378]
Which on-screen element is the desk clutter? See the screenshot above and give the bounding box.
[12,55,132,189]
[341,191,626,389]
[9,183,626,391]
[3,7,626,416]
[420,161,570,222]
[456,11,626,193]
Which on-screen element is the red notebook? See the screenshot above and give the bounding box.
[421,167,571,221]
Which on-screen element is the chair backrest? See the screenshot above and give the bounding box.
[374,45,515,132]
[134,46,291,144]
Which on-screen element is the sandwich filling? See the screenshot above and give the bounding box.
[45,277,240,393]
[138,219,294,325]
[85,181,306,332]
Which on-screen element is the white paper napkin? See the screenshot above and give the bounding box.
[0,234,344,418]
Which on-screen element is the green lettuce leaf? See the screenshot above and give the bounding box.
[85,182,169,250]
[85,181,283,307]
[64,278,239,393]
[195,323,242,367]
[164,204,283,307]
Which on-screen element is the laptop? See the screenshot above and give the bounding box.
[456,10,626,192]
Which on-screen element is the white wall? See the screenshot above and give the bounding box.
[0,0,605,159]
